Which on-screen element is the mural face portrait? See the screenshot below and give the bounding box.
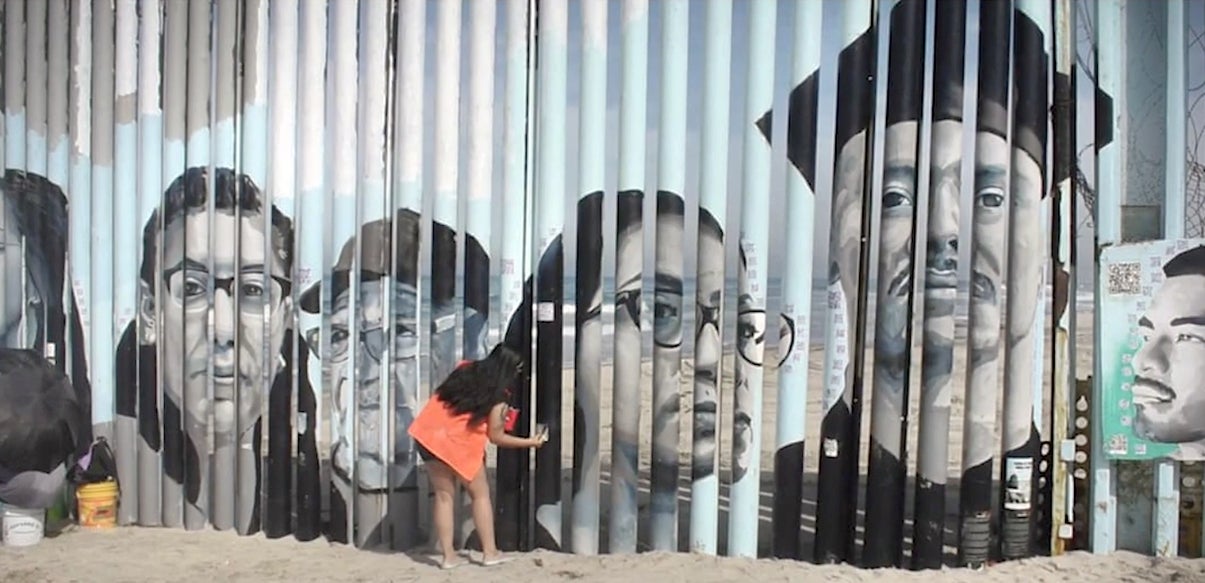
[925,119,962,308]
[968,130,1009,343]
[322,280,419,489]
[653,192,686,461]
[653,204,685,353]
[877,120,920,379]
[159,210,289,440]
[691,212,724,478]
[831,132,869,289]
[733,290,762,482]
[614,194,644,373]
[1006,150,1044,340]
[146,170,293,446]
[1131,248,1205,444]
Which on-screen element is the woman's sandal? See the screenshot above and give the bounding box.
[439,558,465,571]
[479,553,516,567]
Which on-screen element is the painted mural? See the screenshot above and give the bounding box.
[0,0,1191,570]
[1100,238,1205,461]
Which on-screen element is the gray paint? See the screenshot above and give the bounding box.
[25,0,46,157]
[158,0,189,530]
[47,0,69,156]
[211,0,238,533]
[183,0,211,532]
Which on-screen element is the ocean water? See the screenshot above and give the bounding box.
[415,276,1095,366]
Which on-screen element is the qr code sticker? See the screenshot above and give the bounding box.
[1107,262,1142,295]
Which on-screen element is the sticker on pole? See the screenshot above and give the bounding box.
[1003,457,1033,511]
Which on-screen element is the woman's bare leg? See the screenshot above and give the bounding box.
[426,460,460,566]
[464,467,501,559]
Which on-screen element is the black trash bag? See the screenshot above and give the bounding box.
[68,436,119,487]
[0,348,85,475]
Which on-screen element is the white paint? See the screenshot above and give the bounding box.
[115,0,137,97]
[537,302,556,322]
[466,0,496,203]
[582,0,607,49]
[136,1,161,115]
[329,0,357,200]
[433,0,463,196]
[70,0,92,156]
[822,280,849,409]
[397,0,425,185]
[296,0,325,194]
[621,0,648,28]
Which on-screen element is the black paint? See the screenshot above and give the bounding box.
[863,441,907,567]
[772,441,805,559]
[534,233,564,551]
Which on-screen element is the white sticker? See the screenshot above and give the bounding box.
[537,302,556,322]
[823,438,839,458]
[434,313,456,333]
[823,280,849,408]
[1004,457,1034,511]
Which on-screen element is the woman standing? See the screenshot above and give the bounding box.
[408,344,545,569]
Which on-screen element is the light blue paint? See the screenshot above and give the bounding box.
[463,0,495,360]
[163,140,187,210]
[114,122,138,339]
[213,119,235,170]
[609,0,649,556]
[25,132,46,176]
[535,0,566,258]
[47,140,69,198]
[534,0,567,550]
[499,0,530,337]
[649,0,688,553]
[5,112,25,170]
[242,110,269,188]
[689,0,732,555]
[185,129,210,170]
[69,154,93,419]
[89,163,114,427]
[774,0,822,551]
[1092,0,1123,555]
[1155,0,1187,558]
[727,0,776,559]
[571,0,606,557]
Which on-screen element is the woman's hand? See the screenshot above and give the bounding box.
[528,424,549,448]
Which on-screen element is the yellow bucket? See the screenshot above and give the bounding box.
[76,480,118,528]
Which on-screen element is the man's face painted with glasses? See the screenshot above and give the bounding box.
[313,280,420,491]
[158,210,292,445]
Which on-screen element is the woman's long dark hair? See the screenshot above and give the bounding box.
[435,344,524,426]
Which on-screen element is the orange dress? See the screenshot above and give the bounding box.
[408,391,490,483]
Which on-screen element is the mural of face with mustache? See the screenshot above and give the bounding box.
[967,130,1009,364]
[1131,246,1205,444]
[877,119,920,382]
[691,209,724,480]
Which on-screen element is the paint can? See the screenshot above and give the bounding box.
[2,504,46,547]
[76,480,119,528]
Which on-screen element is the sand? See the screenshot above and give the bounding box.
[7,312,1202,580]
[3,526,1203,583]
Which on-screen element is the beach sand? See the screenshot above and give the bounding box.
[4,526,1203,582]
[5,312,1204,580]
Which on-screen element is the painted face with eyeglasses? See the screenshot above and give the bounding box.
[151,210,292,444]
[309,279,419,491]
